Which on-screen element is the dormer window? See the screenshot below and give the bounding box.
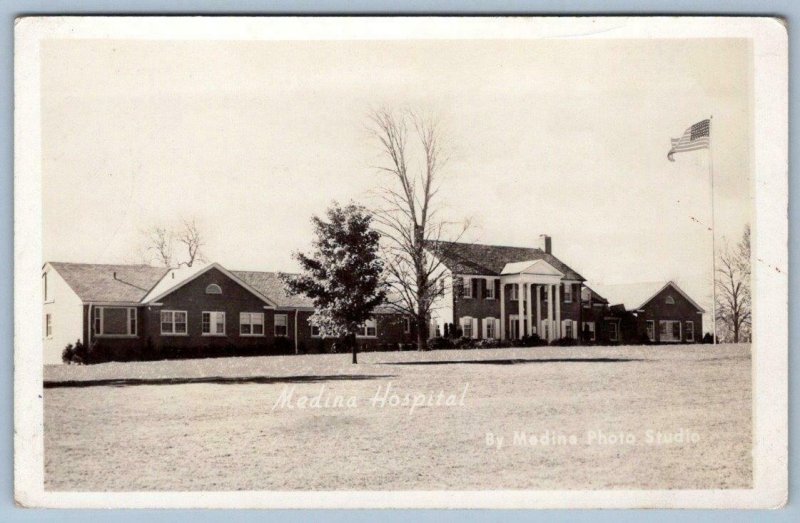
[206,284,222,295]
[665,295,675,305]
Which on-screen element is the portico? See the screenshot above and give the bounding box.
[499,259,564,342]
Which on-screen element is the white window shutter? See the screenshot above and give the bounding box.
[472,318,479,339]
[482,318,488,339]
[494,318,501,339]
[561,319,567,338]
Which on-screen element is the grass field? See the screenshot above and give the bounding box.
[43,344,752,491]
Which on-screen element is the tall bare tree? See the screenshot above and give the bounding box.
[176,218,206,267]
[141,219,206,268]
[368,108,468,351]
[144,227,174,268]
[715,225,751,343]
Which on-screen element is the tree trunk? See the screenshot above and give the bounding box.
[349,333,358,364]
[416,314,428,351]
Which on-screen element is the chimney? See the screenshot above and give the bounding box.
[539,234,552,254]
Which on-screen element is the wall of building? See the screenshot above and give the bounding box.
[42,265,84,365]
[635,286,704,343]
[78,267,415,361]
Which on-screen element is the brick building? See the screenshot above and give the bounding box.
[42,262,414,364]
[425,236,588,342]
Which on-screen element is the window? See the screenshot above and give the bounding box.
[665,295,676,305]
[542,322,549,340]
[658,320,682,342]
[509,285,519,301]
[685,321,695,342]
[274,314,288,337]
[582,321,596,341]
[646,320,655,342]
[43,273,49,302]
[486,318,495,339]
[563,284,573,303]
[129,308,137,336]
[366,319,377,337]
[93,307,101,335]
[486,279,496,299]
[403,317,411,334]
[462,277,472,299]
[357,318,377,337]
[564,320,573,339]
[161,310,188,335]
[45,314,52,338]
[608,322,619,341]
[94,307,137,336]
[462,317,473,339]
[240,313,264,336]
[311,325,321,337]
[202,311,226,335]
[206,284,222,295]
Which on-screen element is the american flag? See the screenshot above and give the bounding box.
[667,119,710,162]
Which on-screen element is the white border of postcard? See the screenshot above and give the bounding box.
[14,16,787,509]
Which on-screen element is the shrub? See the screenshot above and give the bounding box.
[61,342,75,364]
[62,339,88,364]
[476,338,501,349]
[428,336,455,350]
[549,336,578,347]
[443,323,450,338]
[273,337,294,355]
[527,334,549,347]
[702,332,714,344]
[454,337,476,349]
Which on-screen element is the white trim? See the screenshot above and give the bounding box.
[239,312,265,337]
[658,319,683,343]
[685,320,695,342]
[646,320,655,342]
[274,313,289,337]
[93,306,138,337]
[160,310,188,336]
[637,281,706,313]
[146,262,278,307]
[201,311,226,336]
[356,318,378,338]
[607,321,619,342]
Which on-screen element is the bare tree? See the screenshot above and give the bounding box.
[144,227,174,268]
[140,219,206,268]
[715,225,751,343]
[176,218,206,268]
[368,108,469,351]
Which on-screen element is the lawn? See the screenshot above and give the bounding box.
[43,344,752,491]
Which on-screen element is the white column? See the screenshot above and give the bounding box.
[555,283,562,338]
[547,284,554,341]
[536,285,542,335]
[499,282,505,339]
[526,282,533,336]
[517,283,524,340]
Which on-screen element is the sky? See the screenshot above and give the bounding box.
[41,38,752,320]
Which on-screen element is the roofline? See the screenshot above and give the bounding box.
[144,262,278,307]
[636,281,706,312]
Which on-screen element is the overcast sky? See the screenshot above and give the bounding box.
[41,38,752,318]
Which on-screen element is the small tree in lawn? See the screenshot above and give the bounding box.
[281,203,386,364]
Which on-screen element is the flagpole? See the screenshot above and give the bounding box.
[709,115,717,344]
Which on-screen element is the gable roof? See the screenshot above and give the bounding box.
[501,259,564,277]
[144,263,277,306]
[232,270,400,313]
[232,271,313,309]
[48,262,169,303]
[425,240,585,281]
[581,285,609,305]
[589,281,705,312]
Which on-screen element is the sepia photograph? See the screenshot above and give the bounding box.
[14,16,787,509]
